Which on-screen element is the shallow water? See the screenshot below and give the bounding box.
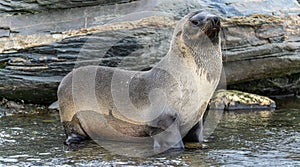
[0,97,299,166]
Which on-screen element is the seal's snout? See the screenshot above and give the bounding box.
[190,14,205,26]
[189,11,221,44]
[190,12,205,26]
[211,16,220,28]
[190,11,220,29]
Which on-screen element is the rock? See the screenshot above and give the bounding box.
[5,100,24,110]
[274,95,300,109]
[0,0,136,15]
[209,0,300,16]
[184,142,209,149]
[222,14,300,83]
[2,99,52,116]
[0,0,299,103]
[228,73,300,96]
[209,89,276,110]
[0,15,176,103]
[222,13,300,95]
[0,98,48,116]
[48,101,58,110]
[0,28,9,37]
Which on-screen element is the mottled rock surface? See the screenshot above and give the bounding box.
[0,98,49,117]
[0,0,137,15]
[0,0,299,103]
[209,89,276,110]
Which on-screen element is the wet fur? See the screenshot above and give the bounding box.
[58,10,222,151]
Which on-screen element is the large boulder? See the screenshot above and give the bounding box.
[222,14,300,95]
[0,0,299,104]
[0,0,136,15]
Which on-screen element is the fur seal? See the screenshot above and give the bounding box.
[58,10,222,152]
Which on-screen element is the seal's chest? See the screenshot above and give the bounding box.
[175,71,217,126]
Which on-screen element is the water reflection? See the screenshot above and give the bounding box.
[0,97,299,166]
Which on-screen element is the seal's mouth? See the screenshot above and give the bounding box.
[189,11,221,44]
[204,17,221,43]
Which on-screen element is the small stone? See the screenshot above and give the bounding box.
[9,57,27,64]
[52,33,63,39]
[184,142,209,149]
[285,44,298,51]
[5,101,25,110]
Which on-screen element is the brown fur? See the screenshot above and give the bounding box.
[58,10,222,149]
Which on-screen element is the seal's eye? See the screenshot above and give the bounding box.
[191,20,201,26]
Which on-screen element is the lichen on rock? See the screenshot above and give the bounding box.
[209,89,276,110]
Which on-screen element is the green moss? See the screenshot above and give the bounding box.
[0,62,6,69]
[211,89,276,110]
[215,89,274,105]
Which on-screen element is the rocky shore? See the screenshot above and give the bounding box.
[0,0,299,104]
[0,89,276,117]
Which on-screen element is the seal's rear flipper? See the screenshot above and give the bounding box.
[148,108,184,153]
[65,133,88,145]
[62,113,90,145]
[151,125,184,153]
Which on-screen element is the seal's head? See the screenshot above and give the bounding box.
[173,10,221,49]
[188,10,221,44]
[169,10,222,82]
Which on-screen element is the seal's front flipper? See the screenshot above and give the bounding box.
[148,108,184,153]
[152,123,184,153]
[183,119,204,142]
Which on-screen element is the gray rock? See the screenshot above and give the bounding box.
[0,28,9,37]
[209,89,276,110]
[0,0,137,15]
[221,14,300,96]
[0,0,299,103]
[228,73,300,96]
[0,98,48,116]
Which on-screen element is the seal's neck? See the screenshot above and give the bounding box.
[155,34,222,83]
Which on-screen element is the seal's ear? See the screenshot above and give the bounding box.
[176,30,182,38]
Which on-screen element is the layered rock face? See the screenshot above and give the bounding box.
[0,0,137,14]
[0,0,299,104]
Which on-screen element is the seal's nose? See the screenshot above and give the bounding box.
[190,11,220,27]
[190,12,205,26]
[211,16,220,27]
